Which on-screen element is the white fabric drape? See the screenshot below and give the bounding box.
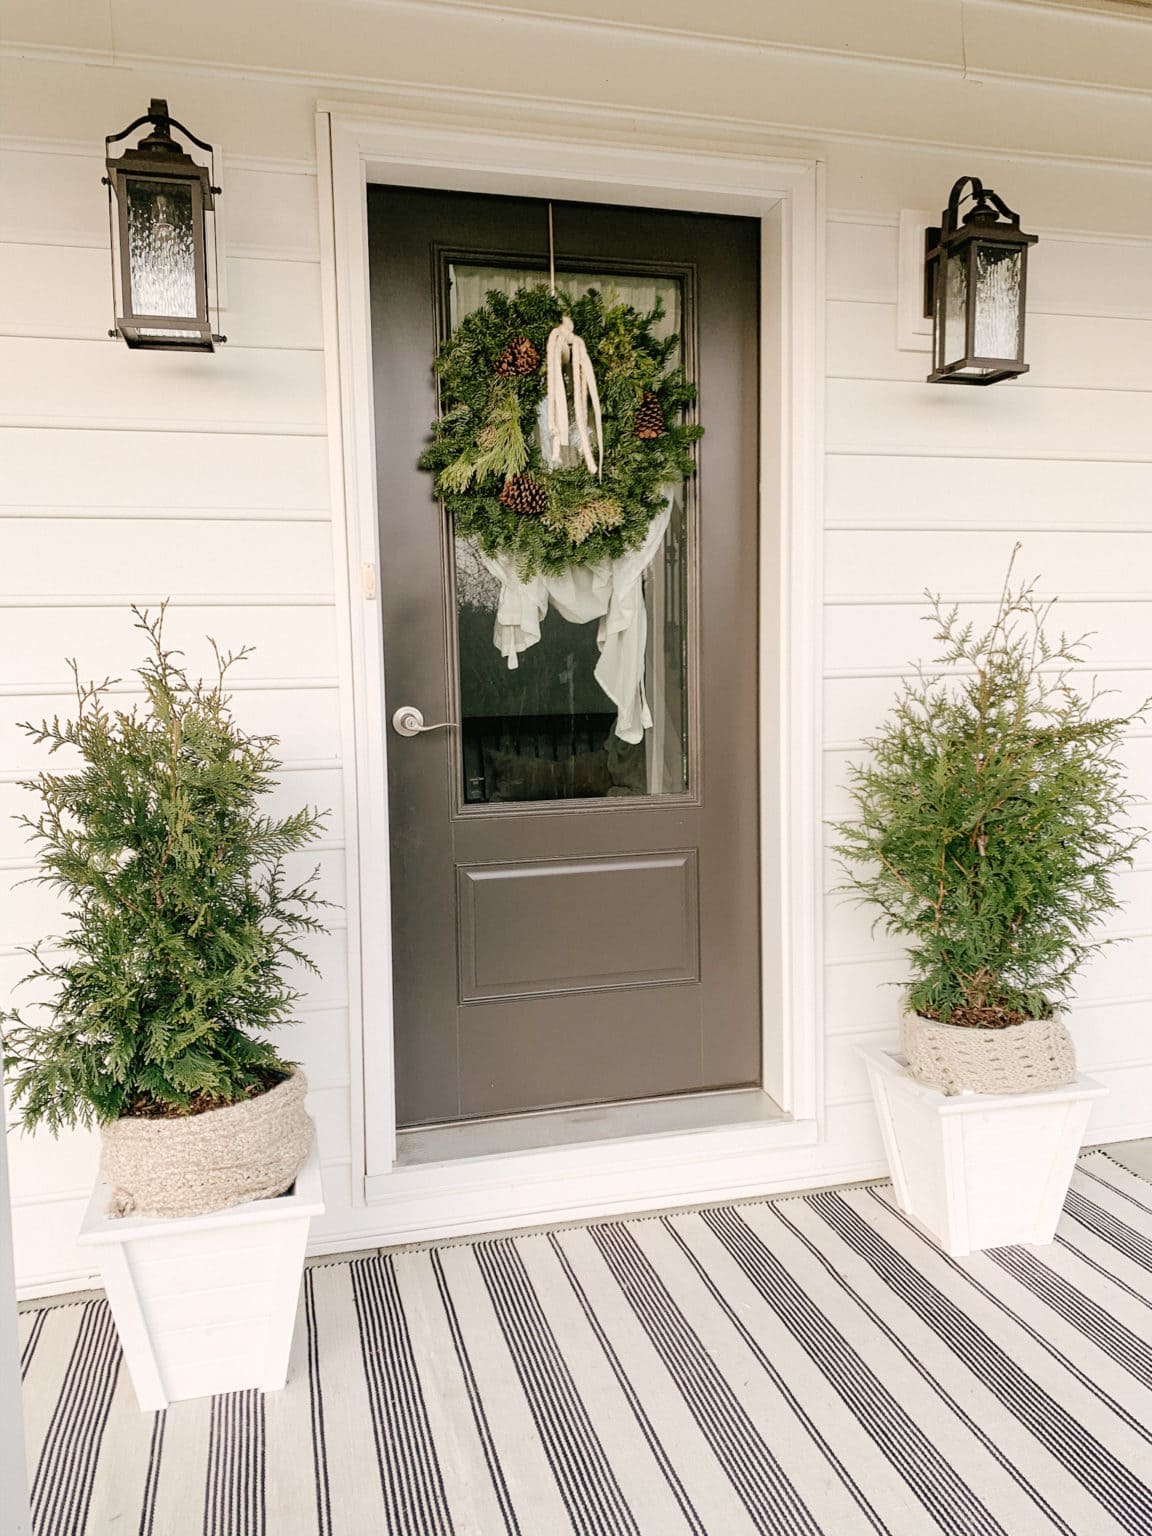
[476,503,672,744]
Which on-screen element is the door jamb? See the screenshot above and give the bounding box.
[316,100,825,1204]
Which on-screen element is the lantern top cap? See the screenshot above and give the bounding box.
[939,174,1036,249]
[105,99,218,202]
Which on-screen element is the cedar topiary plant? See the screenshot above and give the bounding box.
[1,608,329,1134]
[833,551,1147,1030]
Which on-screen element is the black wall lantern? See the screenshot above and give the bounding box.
[104,99,225,351]
[924,176,1036,385]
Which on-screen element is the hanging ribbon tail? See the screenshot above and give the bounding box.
[545,316,602,479]
[546,317,574,464]
[583,341,604,481]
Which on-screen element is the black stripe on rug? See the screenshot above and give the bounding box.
[769,1200,1076,1536]
[429,1249,521,1536]
[870,1189,1152,1447]
[30,1300,121,1536]
[547,1231,710,1536]
[589,1220,822,1536]
[303,1269,333,1536]
[476,1236,639,1536]
[204,1390,266,1536]
[696,1205,1003,1536]
[350,1255,454,1536]
[811,1190,1152,1536]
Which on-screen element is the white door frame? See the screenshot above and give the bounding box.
[317,96,825,1226]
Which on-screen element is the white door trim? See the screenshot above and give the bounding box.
[316,96,825,1221]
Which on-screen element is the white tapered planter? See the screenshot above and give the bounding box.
[77,1142,324,1411]
[858,1045,1106,1257]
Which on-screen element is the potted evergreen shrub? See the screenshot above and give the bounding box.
[835,553,1144,1253]
[2,608,329,1405]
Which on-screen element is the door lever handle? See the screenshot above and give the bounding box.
[392,705,456,738]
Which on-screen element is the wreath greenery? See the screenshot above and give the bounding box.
[418,285,702,575]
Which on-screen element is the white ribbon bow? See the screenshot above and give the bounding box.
[545,315,603,479]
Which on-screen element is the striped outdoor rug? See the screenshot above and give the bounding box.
[19,1151,1152,1536]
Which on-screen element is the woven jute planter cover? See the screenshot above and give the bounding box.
[99,1068,314,1219]
[900,1012,1076,1097]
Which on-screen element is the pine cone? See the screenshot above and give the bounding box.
[499,474,548,516]
[634,390,667,440]
[495,336,541,379]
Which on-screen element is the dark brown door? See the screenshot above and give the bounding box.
[369,186,761,1128]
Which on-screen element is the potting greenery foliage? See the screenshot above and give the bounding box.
[833,552,1147,1028]
[1,609,329,1132]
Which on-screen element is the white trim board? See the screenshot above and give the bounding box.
[316,102,825,1231]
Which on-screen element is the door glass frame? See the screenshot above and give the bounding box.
[431,243,704,820]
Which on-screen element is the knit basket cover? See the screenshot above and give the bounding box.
[99,1068,314,1219]
[900,1012,1077,1097]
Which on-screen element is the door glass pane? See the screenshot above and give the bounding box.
[449,264,691,806]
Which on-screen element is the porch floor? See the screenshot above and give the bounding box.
[19,1149,1152,1536]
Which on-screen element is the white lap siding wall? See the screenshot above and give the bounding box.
[2,0,1152,1293]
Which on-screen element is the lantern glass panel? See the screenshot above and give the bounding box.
[973,242,1023,361]
[125,176,198,336]
[940,250,969,370]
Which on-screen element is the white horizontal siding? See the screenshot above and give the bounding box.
[0,244,324,350]
[5,13,1152,1293]
[1,427,329,509]
[0,97,356,1293]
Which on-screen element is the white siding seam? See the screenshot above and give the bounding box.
[0,235,322,265]
[0,677,338,698]
[0,514,329,532]
[11,11,1152,112]
[0,917,350,952]
[0,135,317,177]
[0,761,340,784]
[8,41,1152,174]
[0,330,324,354]
[829,296,1152,323]
[827,449,1152,463]
[0,596,336,610]
[824,591,1152,605]
[824,522,1152,534]
[827,372,1152,397]
[825,661,1152,678]
[827,208,1152,250]
[0,418,327,436]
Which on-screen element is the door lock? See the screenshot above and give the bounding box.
[392,705,455,738]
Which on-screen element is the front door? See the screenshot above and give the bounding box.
[369,186,761,1128]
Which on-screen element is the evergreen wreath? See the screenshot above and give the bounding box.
[419,285,703,575]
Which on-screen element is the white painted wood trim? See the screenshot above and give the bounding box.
[0,1094,32,1536]
[317,100,825,1217]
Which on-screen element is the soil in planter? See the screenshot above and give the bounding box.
[124,1065,293,1120]
[919,1004,1040,1031]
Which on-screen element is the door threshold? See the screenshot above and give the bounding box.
[395,1087,786,1168]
